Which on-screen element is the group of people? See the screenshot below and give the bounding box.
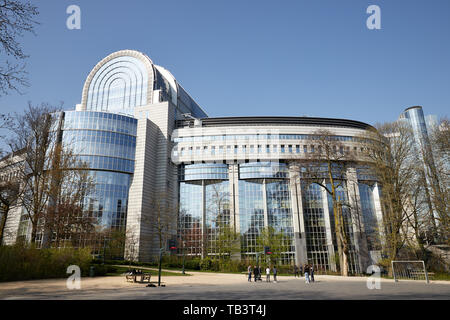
[247,265,278,283]
[246,263,315,284]
[293,264,315,283]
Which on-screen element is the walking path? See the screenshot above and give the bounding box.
[1,270,449,300]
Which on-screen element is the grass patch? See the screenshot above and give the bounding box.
[105,265,191,277]
[430,273,450,281]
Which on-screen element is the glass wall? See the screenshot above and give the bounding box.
[302,183,330,271]
[60,111,137,255]
[63,111,137,174]
[178,162,295,265]
[326,184,360,274]
[358,182,381,251]
[179,163,228,181]
[266,180,295,264]
[179,181,203,255]
[205,180,231,256]
[178,164,231,257]
[239,179,265,260]
[239,162,288,179]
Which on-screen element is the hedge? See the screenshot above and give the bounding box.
[0,244,92,282]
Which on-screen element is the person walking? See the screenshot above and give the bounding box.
[253,265,258,282]
[304,263,310,283]
[310,264,315,283]
[266,266,271,282]
[293,265,299,278]
[299,264,303,278]
[273,266,278,283]
[258,265,262,282]
[248,265,252,282]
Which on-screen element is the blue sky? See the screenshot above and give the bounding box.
[0,0,449,125]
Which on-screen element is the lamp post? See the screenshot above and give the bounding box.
[102,237,107,265]
[158,247,163,287]
[182,240,186,275]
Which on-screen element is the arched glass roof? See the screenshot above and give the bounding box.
[86,55,149,115]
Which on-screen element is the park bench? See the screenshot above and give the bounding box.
[125,271,151,283]
[140,273,151,283]
[125,273,137,283]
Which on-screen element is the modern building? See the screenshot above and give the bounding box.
[0,50,386,273]
[398,106,442,241]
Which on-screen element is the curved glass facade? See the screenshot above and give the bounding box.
[86,56,149,115]
[178,162,295,265]
[238,176,295,265]
[358,182,380,251]
[62,111,137,254]
[239,162,288,179]
[179,163,228,181]
[63,111,137,173]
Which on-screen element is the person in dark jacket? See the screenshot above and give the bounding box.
[304,264,310,283]
[273,266,278,282]
[310,264,315,282]
[248,265,252,282]
[253,265,258,282]
[294,265,299,278]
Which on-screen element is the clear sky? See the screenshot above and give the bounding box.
[0,0,449,125]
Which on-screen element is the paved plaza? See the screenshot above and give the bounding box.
[0,270,449,300]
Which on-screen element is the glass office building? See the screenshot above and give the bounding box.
[172,117,385,272]
[1,50,386,273]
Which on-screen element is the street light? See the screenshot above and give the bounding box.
[182,240,186,275]
[158,247,164,287]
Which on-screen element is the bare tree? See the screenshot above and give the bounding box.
[0,0,39,96]
[6,103,59,244]
[300,129,357,276]
[5,103,94,248]
[42,162,95,249]
[124,225,139,264]
[205,182,230,258]
[425,117,450,244]
[148,192,177,255]
[360,122,417,275]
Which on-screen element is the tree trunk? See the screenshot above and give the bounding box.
[30,220,38,245]
[0,205,9,245]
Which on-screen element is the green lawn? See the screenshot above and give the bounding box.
[106,265,191,277]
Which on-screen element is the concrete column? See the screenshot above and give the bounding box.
[288,163,307,266]
[372,182,385,249]
[201,180,207,258]
[321,183,337,272]
[229,164,240,234]
[1,206,23,245]
[125,117,156,262]
[262,179,269,229]
[229,163,241,261]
